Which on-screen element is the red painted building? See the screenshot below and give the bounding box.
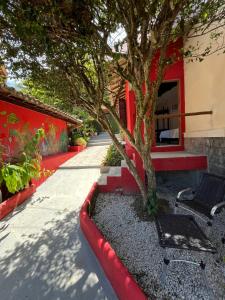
[0,86,81,162]
[112,39,209,192]
[125,39,185,153]
[103,31,225,195]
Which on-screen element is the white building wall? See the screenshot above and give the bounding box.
[184,29,225,138]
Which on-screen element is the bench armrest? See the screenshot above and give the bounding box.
[177,188,194,201]
[211,201,225,216]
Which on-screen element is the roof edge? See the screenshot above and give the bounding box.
[0,85,82,126]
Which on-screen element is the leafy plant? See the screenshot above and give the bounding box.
[0,157,41,194]
[0,164,26,194]
[147,192,159,218]
[68,111,99,146]
[147,194,171,219]
[74,137,87,147]
[102,144,123,166]
[0,128,45,195]
[23,128,45,159]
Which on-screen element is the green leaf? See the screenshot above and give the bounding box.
[1,163,28,194]
[0,170,3,186]
[4,171,18,194]
[203,12,208,19]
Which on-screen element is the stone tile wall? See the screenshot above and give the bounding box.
[185,137,225,176]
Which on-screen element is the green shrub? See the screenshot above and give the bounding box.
[0,128,45,195]
[72,109,98,137]
[74,137,87,146]
[70,128,91,146]
[82,135,90,143]
[102,144,123,166]
[0,158,41,194]
[71,132,81,144]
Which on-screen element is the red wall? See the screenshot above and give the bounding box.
[125,39,185,152]
[0,100,68,161]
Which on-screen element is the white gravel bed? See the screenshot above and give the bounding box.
[93,190,225,300]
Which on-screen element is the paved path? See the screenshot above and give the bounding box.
[0,133,117,300]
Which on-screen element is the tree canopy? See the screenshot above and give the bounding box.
[0,0,224,211]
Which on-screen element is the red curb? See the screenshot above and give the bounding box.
[68,145,87,152]
[80,182,147,300]
[0,184,36,220]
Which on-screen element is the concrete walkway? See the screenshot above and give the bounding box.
[0,133,118,300]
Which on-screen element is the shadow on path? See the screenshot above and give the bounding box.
[0,210,113,300]
[0,133,117,300]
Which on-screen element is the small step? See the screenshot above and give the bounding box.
[108,166,121,177]
[151,151,206,159]
[98,166,122,186]
[151,151,207,171]
[97,174,107,185]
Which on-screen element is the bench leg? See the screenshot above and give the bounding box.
[160,258,170,285]
[206,221,213,237]
[174,203,178,214]
[200,261,214,299]
[160,255,214,299]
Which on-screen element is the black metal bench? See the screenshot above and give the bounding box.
[175,173,225,240]
[155,214,216,297]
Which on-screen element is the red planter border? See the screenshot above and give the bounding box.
[80,182,147,300]
[68,145,86,152]
[0,184,36,220]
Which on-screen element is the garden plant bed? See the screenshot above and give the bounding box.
[0,184,36,220]
[93,186,225,300]
[80,183,147,300]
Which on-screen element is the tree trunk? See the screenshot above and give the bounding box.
[101,116,149,207]
[108,131,148,205]
[142,153,158,215]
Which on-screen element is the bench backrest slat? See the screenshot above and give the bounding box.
[195,173,225,208]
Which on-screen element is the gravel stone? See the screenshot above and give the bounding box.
[93,187,225,300]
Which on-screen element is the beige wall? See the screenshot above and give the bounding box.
[184,31,225,137]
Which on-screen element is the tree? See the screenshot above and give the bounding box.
[0,0,224,213]
[22,79,73,112]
